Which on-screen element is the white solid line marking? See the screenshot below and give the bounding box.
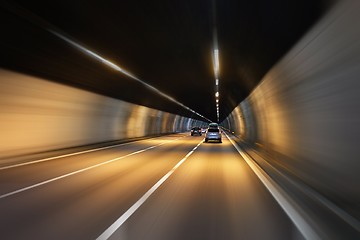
[224,133,320,240]
[0,135,187,171]
[0,137,185,200]
[96,139,203,240]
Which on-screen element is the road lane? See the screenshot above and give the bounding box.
[0,133,197,239]
[106,136,300,240]
[0,133,300,240]
[0,134,186,196]
[97,140,203,240]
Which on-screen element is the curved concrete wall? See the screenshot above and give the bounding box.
[0,69,204,158]
[223,0,360,218]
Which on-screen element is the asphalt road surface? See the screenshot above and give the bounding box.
[0,133,302,240]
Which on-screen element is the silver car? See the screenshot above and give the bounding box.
[205,128,222,143]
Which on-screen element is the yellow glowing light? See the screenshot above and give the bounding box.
[214,49,219,77]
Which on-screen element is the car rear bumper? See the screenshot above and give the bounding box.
[207,137,221,140]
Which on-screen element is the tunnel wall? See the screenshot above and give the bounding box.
[0,69,203,159]
[223,0,360,215]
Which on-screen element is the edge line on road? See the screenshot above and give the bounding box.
[224,132,321,240]
[0,136,186,200]
[0,134,187,171]
[96,139,204,240]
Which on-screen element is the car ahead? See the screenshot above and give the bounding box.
[191,127,202,136]
[205,128,222,143]
[201,127,207,133]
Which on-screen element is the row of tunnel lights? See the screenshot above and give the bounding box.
[213,49,220,122]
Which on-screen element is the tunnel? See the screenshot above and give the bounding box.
[0,0,359,239]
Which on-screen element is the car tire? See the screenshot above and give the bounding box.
[191,133,193,136]
[205,138,208,143]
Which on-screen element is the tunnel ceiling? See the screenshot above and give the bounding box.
[0,0,327,122]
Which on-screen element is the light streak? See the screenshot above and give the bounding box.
[213,49,219,78]
[49,30,211,122]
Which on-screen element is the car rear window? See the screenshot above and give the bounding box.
[208,128,219,132]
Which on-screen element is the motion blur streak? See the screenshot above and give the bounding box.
[224,132,320,240]
[0,69,206,159]
[50,31,136,79]
[222,0,360,238]
[0,0,210,122]
[50,30,210,122]
[1,0,360,239]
